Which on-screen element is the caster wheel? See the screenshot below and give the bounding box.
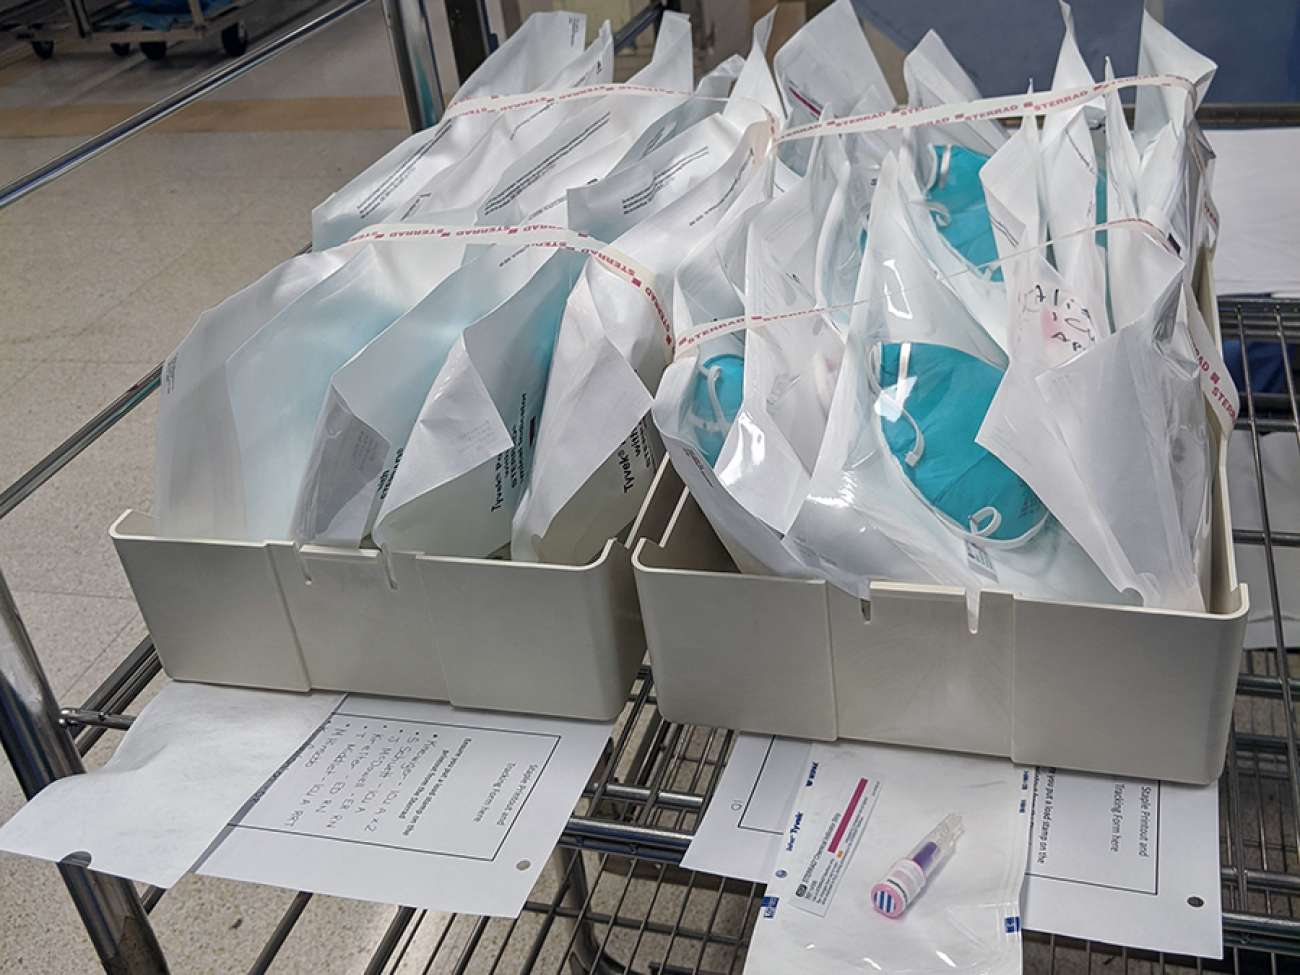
[31,40,54,59]
[110,42,132,57]
[140,40,167,60]
[221,22,247,57]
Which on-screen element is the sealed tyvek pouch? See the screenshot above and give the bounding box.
[1034,267,1214,612]
[513,121,772,565]
[654,336,814,579]
[223,245,448,543]
[311,11,588,248]
[370,248,587,557]
[156,247,356,540]
[399,22,616,222]
[784,153,1124,607]
[717,135,849,534]
[600,53,760,214]
[902,30,1006,158]
[900,132,1009,354]
[671,156,773,338]
[290,238,556,547]
[771,0,892,175]
[563,11,779,244]
[745,742,1030,975]
[1040,3,1109,330]
[565,113,748,244]
[1132,11,1217,260]
[980,103,1043,269]
[1102,59,1150,336]
[475,12,693,226]
[813,88,898,328]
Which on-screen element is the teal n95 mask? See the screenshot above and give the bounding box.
[926,145,1001,280]
[871,341,1047,545]
[687,352,744,465]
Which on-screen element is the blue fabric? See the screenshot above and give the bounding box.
[1223,339,1292,395]
[689,353,745,465]
[878,341,1046,542]
[927,146,1002,281]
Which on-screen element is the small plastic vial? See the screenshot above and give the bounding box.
[871,814,965,918]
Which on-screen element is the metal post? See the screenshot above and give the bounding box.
[442,0,491,84]
[382,0,446,132]
[0,568,169,973]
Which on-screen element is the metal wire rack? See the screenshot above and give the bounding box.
[1,3,1299,965]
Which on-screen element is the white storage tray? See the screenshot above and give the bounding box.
[112,465,683,722]
[633,278,1248,785]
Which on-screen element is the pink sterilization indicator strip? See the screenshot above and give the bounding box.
[871,814,964,918]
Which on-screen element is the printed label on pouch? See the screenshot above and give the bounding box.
[778,760,882,919]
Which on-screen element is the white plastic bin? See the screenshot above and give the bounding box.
[633,275,1248,784]
[111,464,683,722]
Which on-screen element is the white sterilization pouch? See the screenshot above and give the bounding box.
[715,135,849,534]
[371,247,587,557]
[902,29,1006,157]
[654,335,815,579]
[473,11,693,227]
[397,22,616,222]
[513,118,772,564]
[1132,10,1217,261]
[223,244,450,542]
[565,112,750,244]
[156,234,465,542]
[311,11,588,248]
[784,152,1125,607]
[1032,267,1214,612]
[290,238,560,547]
[670,153,772,337]
[1039,2,1109,331]
[156,247,355,540]
[744,742,1030,975]
[900,128,1010,354]
[771,0,892,174]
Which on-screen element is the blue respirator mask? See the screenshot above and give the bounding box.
[926,145,1002,282]
[686,353,744,466]
[871,341,1048,544]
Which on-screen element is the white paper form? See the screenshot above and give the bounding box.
[686,735,1223,959]
[680,735,810,881]
[1022,767,1222,959]
[0,682,343,888]
[196,695,612,917]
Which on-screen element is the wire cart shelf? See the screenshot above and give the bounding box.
[1,4,1300,969]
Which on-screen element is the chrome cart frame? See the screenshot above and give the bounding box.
[2,3,1300,971]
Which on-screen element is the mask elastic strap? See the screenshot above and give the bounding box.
[925,200,952,227]
[968,506,1002,538]
[894,343,926,467]
[703,363,727,426]
[938,144,953,189]
[689,361,731,434]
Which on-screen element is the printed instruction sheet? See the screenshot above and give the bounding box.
[196,694,612,917]
[685,734,1222,958]
[1022,767,1222,958]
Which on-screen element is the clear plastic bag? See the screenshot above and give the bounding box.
[745,742,1030,975]
[785,152,1125,607]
